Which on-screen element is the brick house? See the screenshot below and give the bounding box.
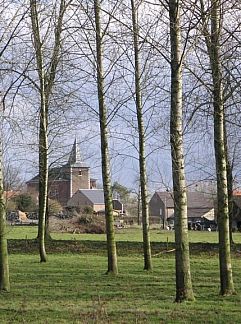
[26,139,97,206]
[149,191,215,228]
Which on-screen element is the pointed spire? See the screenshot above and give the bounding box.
[68,138,82,165]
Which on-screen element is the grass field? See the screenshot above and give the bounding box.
[1,226,241,323]
[6,225,241,244]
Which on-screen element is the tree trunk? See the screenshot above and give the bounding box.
[30,0,66,261]
[30,0,48,262]
[223,117,234,244]
[94,0,118,275]
[200,0,235,295]
[131,0,152,271]
[0,141,10,291]
[169,0,194,302]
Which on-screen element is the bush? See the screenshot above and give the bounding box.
[75,215,105,234]
[13,194,37,212]
[78,215,93,225]
[83,206,94,215]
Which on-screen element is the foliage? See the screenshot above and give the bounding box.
[5,199,17,212]
[112,181,131,203]
[48,199,62,215]
[82,206,94,215]
[76,215,105,234]
[13,194,37,212]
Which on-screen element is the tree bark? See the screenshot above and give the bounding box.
[94,0,118,275]
[223,117,234,244]
[131,0,152,271]
[200,0,235,295]
[169,0,194,302]
[0,140,10,291]
[30,0,67,262]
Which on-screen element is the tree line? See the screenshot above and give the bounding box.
[0,0,240,302]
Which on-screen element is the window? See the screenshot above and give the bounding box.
[78,170,82,176]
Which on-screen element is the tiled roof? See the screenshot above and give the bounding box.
[156,191,214,209]
[79,189,104,204]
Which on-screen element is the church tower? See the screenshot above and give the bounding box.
[67,139,90,197]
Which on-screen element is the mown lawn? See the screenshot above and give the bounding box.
[6,225,241,244]
[1,253,241,323]
[3,226,241,323]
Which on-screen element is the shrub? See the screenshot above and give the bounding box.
[83,206,94,215]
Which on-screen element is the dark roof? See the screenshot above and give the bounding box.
[187,208,213,219]
[156,191,214,209]
[26,139,90,184]
[27,166,70,183]
[79,189,104,204]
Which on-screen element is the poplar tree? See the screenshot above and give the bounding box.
[130,0,152,271]
[199,0,235,295]
[168,0,194,302]
[0,139,10,292]
[30,0,68,262]
[94,0,118,275]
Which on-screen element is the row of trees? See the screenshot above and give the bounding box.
[0,0,240,301]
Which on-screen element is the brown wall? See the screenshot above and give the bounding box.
[27,165,91,207]
[71,167,90,195]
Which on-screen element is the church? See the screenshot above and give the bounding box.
[26,140,97,206]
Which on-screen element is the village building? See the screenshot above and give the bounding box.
[149,191,215,229]
[67,189,124,216]
[26,140,97,206]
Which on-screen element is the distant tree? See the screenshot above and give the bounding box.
[48,199,62,216]
[112,182,131,203]
[3,164,23,192]
[13,193,37,212]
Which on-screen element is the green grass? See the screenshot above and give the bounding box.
[6,225,241,244]
[2,226,241,322]
[1,253,241,323]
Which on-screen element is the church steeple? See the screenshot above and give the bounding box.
[68,139,88,167]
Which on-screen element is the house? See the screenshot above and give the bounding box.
[149,191,215,228]
[67,189,123,215]
[26,139,97,206]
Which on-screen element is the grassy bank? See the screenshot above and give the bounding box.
[1,254,241,323]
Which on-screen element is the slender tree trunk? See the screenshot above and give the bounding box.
[223,118,234,244]
[169,0,194,302]
[131,0,152,271]
[30,0,67,261]
[30,0,48,262]
[0,140,10,291]
[94,0,118,275]
[200,0,235,295]
[38,97,48,262]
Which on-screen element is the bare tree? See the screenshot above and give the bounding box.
[94,0,118,274]
[130,0,152,270]
[199,0,235,295]
[30,0,69,262]
[168,0,194,302]
[0,136,10,292]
